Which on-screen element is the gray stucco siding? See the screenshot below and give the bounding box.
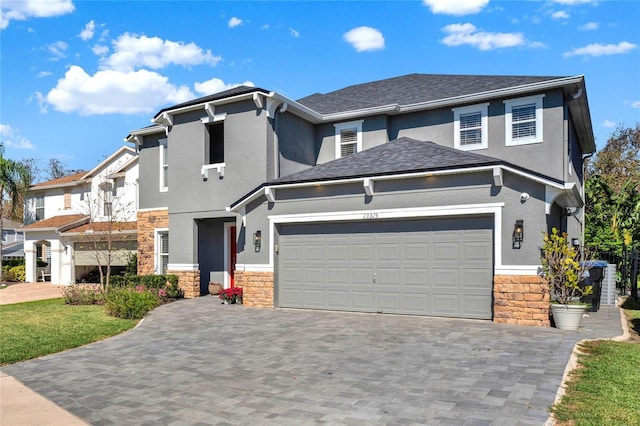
[316,115,390,165]
[241,170,549,267]
[166,99,270,214]
[277,112,316,178]
[138,132,168,209]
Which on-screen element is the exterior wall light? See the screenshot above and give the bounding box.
[253,230,262,252]
[513,220,524,249]
[571,238,580,247]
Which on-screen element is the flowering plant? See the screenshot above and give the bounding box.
[219,287,243,304]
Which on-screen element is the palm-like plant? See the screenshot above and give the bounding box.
[0,145,31,280]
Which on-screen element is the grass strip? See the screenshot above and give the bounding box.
[0,298,137,365]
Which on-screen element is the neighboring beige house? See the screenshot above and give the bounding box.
[22,146,138,284]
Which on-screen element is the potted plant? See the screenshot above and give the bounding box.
[208,282,222,296]
[539,228,592,330]
[218,287,243,305]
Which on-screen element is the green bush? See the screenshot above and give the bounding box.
[110,274,182,298]
[3,265,25,282]
[63,284,105,305]
[104,286,161,319]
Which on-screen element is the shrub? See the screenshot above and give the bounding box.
[110,274,182,299]
[63,284,104,305]
[3,265,25,282]
[104,286,161,319]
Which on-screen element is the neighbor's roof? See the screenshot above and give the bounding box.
[271,137,503,184]
[61,221,137,235]
[1,218,24,230]
[30,171,87,189]
[21,214,88,231]
[296,73,565,115]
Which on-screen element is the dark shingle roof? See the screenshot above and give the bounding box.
[296,73,565,114]
[273,137,502,184]
[153,85,269,119]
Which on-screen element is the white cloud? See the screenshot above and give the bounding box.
[92,44,109,56]
[194,78,255,95]
[551,11,570,19]
[343,26,385,52]
[45,65,195,115]
[228,17,242,28]
[0,124,35,150]
[422,0,489,16]
[564,41,637,57]
[47,40,68,60]
[289,28,300,38]
[261,24,270,30]
[441,23,526,50]
[579,22,599,30]
[1,0,74,30]
[632,101,640,108]
[602,120,617,128]
[101,33,222,72]
[79,20,95,41]
[37,70,52,78]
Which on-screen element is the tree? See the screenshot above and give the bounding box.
[0,145,31,280]
[587,123,640,193]
[80,175,136,289]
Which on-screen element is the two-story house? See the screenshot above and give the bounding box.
[127,73,594,327]
[22,146,138,284]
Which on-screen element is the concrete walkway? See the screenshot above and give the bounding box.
[1,293,625,426]
[0,282,65,305]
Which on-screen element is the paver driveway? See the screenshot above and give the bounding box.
[2,297,599,425]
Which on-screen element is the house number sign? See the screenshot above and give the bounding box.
[363,212,379,219]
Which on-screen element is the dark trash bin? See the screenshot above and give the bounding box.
[580,260,608,312]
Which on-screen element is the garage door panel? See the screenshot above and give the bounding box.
[277,217,493,319]
[304,267,324,284]
[432,294,460,315]
[432,268,459,288]
[326,267,348,284]
[432,242,459,262]
[303,289,325,307]
[351,291,375,310]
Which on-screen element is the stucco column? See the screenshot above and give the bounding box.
[24,240,36,283]
[49,239,64,285]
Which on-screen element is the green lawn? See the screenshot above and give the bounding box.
[552,298,640,425]
[0,298,137,365]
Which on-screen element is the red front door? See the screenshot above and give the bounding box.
[229,225,237,287]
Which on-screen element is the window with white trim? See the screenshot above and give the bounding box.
[453,103,489,151]
[206,122,224,165]
[156,230,169,274]
[100,181,113,217]
[35,195,45,221]
[334,120,363,159]
[159,138,168,192]
[504,95,544,146]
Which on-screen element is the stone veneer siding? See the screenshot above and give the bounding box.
[168,269,200,299]
[493,275,550,327]
[235,271,274,308]
[137,209,168,275]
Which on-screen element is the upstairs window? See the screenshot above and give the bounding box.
[453,103,488,151]
[100,182,113,217]
[334,120,363,159]
[206,122,225,165]
[504,95,544,146]
[159,138,168,192]
[35,195,44,221]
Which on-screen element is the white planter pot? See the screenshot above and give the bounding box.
[551,304,587,331]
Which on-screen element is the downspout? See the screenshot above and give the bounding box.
[273,110,280,180]
[581,152,595,257]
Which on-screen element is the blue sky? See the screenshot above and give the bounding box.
[1,0,639,178]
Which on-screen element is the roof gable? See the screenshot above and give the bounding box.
[31,171,87,189]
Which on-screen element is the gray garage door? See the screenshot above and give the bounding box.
[277,216,493,319]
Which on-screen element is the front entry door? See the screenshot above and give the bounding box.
[229,225,237,287]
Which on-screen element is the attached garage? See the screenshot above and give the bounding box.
[277,216,494,319]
